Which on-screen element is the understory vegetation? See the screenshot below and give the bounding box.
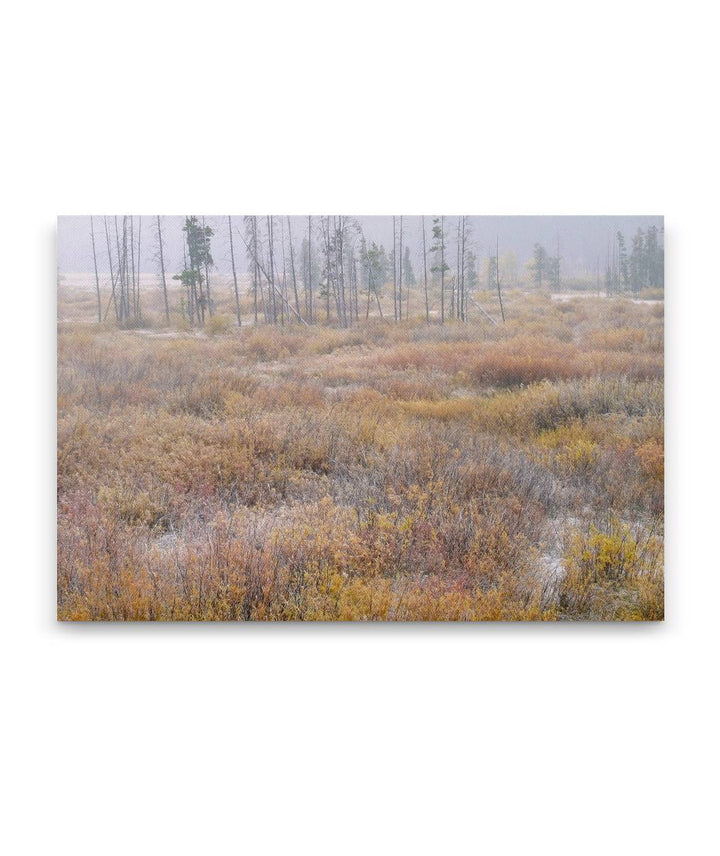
[57,291,664,620]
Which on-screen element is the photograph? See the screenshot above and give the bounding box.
[7,2,717,852]
[57,214,664,621]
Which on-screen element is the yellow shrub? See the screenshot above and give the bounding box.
[205,313,234,336]
[560,519,663,620]
[537,422,598,472]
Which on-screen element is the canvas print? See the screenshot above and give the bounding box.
[57,215,664,621]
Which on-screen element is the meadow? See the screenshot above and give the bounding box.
[57,284,664,620]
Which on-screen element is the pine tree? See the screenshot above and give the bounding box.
[630,228,645,295]
[429,217,448,323]
[403,246,416,287]
[173,216,214,326]
[529,243,548,288]
[617,231,630,291]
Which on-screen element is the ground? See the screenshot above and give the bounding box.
[57,285,664,620]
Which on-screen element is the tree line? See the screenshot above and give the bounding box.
[87,216,664,329]
[606,225,664,295]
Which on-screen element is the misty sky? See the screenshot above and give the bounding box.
[58,215,663,278]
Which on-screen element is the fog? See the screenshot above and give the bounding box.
[58,214,663,278]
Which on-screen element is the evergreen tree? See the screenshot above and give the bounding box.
[645,225,662,288]
[486,255,498,290]
[173,216,214,326]
[617,231,630,291]
[403,246,416,287]
[547,255,561,291]
[429,218,448,323]
[630,228,645,294]
[465,250,479,290]
[360,240,389,319]
[528,243,548,288]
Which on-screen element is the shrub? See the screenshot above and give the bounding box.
[636,439,664,484]
[559,519,663,620]
[205,313,234,336]
[57,291,664,621]
[537,422,598,472]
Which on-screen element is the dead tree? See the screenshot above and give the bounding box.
[496,236,506,323]
[228,216,241,326]
[103,216,119,322]
[334,216,348,327]
[202,216,213,317]
[437,216,446,324]
[253,217,263,323]
[156,216,170,324]
[89,216,102,323]
[136,216,142,319]
[129,216,136,319]
[279,218,288,326]
[239,227,307,326]
[244,216,261,324]
[114,216,126,321]
[267,216,278,324]
[398,215,403,321]
[287,217,301,321]
[392,216,398,322]
[321,216,332,323]
[422,215,429,323]
[459,216,468,322]
[307,216,313,324]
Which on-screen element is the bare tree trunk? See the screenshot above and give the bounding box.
[422,215,429,323]
[287,217,301,320]
[375,288,385,320]
[183,217,196,327]
[335,216,346,328]
[182,233,191,325]
[252,217,260,324]
[228,216,241,326]
[405,243,411,319]
[202,216,212,317]
[103,216,119,322]
[307,215,313,324]
[365,262,373,320]
[196,247,205,326]
[459,216,466,322]
[280,217,287,326]
[182,229,192,326]
[240,226,307,325]
[156,216,170,324]
[392,216,397,322]
[267,216,277,324]
[496,236,505,323]
[440,215,445,325]
[121,216,130,323]
[323,216,331,323]
[129,216,137,320]
[136,216,142,320]
[352,254,360,321]
[398,215,403,321]
[90,216,102,323]
[114,217,125,321]
[327,218,341,324]
[454,217,461,321]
